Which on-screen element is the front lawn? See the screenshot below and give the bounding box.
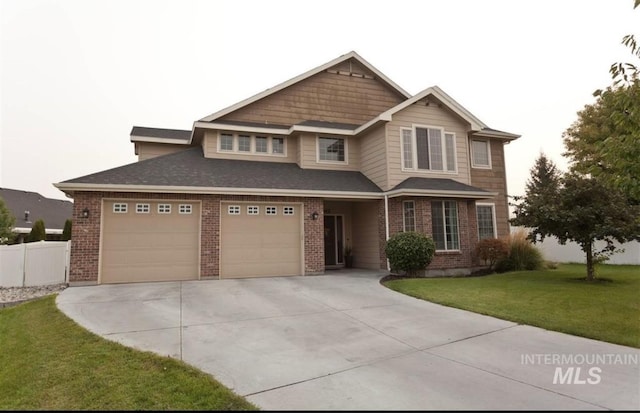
[0,295,257,410]
[383,264,640,348]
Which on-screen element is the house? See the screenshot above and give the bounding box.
[0,188,73,243]
[55,51,519,285]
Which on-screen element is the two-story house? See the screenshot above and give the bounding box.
[55,51,519,285]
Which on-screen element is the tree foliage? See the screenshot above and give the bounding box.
[564,80,640,203]
[609,1,640,86]
[27,219,46,243]
[0,197,16,244]
[62,219,72,241]
[512,156,640,280]
[385,232,435,276]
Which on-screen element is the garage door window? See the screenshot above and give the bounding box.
[283,206,294,215]
[266,206,277,215]
[113,203,128,213]
[158,204,171,214]
[136,203,150,214]
[247,206,259,215]
[179,204,192,214]
[228,205,241,215]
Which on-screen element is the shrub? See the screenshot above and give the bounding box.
[475,238,509,271]
[496,229,545,272]
[62,219,72,241]
[27,219,46,242]
[385,232,436,276]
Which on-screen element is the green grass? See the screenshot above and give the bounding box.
[0,295,257,410]
[383,264,640,348]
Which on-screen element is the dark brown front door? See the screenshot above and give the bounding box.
[324,215,344,266]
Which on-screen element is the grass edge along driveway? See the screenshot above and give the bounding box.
[383,264,640,348]
[0,295,258,411]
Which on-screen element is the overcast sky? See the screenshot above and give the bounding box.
[1,0,637,202]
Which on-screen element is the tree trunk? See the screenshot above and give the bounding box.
[585,241,595,281]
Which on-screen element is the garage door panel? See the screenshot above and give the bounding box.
[102,200,200,284]
[221,202,302,278]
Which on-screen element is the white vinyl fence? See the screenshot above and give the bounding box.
[0,241,70,287]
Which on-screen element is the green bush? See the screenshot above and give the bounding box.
[475,238,509,271]
[385,231,436,276]
[27,219,46,242]
[496,229,544,272]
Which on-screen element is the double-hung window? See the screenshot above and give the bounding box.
[402,127,456,172]
[471,140,491,168]
[431,201,459,250]
[476,203,496,240]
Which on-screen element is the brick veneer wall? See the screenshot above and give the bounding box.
[68,191,324,283]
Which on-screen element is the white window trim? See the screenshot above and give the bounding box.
[158,203,172,214]
[247,205,260,215]
[217,132,287,157]
[316,136,349,164]
[476,202,497,239]
[401,125,458,174]
[266,206,278,215]
[433,200,461,252]
[178,204,193,214]
[136,203,150,214]
[471,139,492,169]
[113,203,128,213]
[402,200,416,232]
[283,206,295,216]
[228,205,241,215]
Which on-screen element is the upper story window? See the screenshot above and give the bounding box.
[318,137,346,163]
[401,126,456,172]
[218,133,285,156]
[471,140,491,169]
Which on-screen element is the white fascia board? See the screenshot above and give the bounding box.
[471,130,521,141]
[194,121,357,137]
[130,136,191,145]
[53,183,383,200]
[386,188,498,199]
[199,51,411,123]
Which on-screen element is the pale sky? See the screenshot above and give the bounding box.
[1,0,638,201]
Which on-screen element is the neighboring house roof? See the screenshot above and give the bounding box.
[388,177,494,198]
[130,126,192,144]
[56,148,383,198]
[0,188,73,234]
[199,51,412,123]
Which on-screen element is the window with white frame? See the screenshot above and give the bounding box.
[113,203,128,213]
[179,204,192,214]
[272,137,284,154]
[402,126,456,172]
[247,205,260,215]
[266,206,277,215]
[318,137,345,162]
[255,136,268,153]
[228,205,241,215]
[136,203,150,214]
[471,140,491,168]
[283,206,294,215]
[431,201,459,250]
[476,204,496,240]
[158,204,171,214]
[238,135,251,152]
[220,133,234,151]
[403,201,416,232]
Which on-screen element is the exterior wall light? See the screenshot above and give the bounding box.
[311,211,319,220]
[82,208,90,219]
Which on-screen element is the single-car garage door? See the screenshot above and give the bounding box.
[101,200,200,284]
[220,202,302,278]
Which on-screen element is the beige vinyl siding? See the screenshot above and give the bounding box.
[470,140,510,238]
[359,124,388,190]
[351,201,381,269]
[218,60,404,126]
[136,142,191,161]
[386,101,472,190]
[299,133,360,171]
[202,130,297,163]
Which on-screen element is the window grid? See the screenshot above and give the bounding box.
[113,203,128,213]
[283,206,295,215]
[179,204,192,214]
[220,134,234,151]
[136,203,150,214]
[255,136,268,153]
[431,201,459,250]
[228,205,241,215]
[247,206,260,215]
[266,206,277,215]
[402,129,413,169]
[238,135,251,152]
[477,205,496,240]
[318,137,345,162]
[403,201,416,232]
[158,204,171,214]
[272,138,284,154]
[472,140,490,168]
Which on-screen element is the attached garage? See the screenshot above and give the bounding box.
[101,200,200,284]
[220,202,303,278]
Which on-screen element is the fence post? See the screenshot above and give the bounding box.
[21,243,28,287]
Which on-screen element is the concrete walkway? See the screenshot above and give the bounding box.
[56,270,639,410]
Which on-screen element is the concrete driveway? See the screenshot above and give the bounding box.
[56,270,639,410]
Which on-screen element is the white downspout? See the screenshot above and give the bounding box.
[384,194,390,271]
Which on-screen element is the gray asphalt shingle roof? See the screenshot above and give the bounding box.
[130,126,191,140]
[391,177,490,193]
[62,147,383,193]
[0,188,72,230]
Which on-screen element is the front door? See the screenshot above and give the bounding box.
[324,215,344,266]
